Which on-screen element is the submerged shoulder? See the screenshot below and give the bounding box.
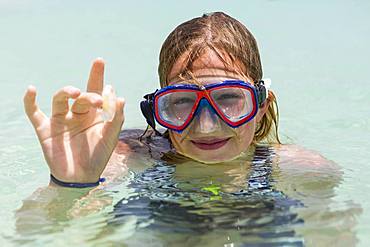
[273,144,340,171]
[271,144,343,206]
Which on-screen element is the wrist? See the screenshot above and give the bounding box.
[49,174,106,188]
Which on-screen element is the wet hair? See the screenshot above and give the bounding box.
[158,12,280,144]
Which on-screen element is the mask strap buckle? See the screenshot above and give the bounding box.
[140,90,163,137]
[255,78,271,107]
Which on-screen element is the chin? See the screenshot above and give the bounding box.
[180,149,240,164]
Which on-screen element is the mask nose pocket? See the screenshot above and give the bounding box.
[193,99,222,134]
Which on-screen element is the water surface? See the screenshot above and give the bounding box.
[0,0,369,246]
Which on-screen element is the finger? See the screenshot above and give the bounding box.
[23,85,48,128]
[87,58,105,94]
[93,98,125,175]
[71,92,103,114]
[102,98,125,140]
[52,86,81,116]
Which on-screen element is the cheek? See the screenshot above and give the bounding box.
[169,131,186,151]
[170,131,181,143]
[234,119,256,146]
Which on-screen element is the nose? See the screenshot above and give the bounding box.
[194,101,221,134]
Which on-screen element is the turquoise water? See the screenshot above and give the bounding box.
[1,0,370,246]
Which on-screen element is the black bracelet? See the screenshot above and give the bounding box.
[50,174,106,188]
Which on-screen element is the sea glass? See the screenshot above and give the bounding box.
[101,85,116,122]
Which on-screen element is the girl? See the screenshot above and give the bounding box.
[23,12,285,187]
[20,12,355,245]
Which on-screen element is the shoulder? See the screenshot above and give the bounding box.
[115,129,171,159]
[271,144,343,207]
[273,144,340,172]
[104,129,171,177]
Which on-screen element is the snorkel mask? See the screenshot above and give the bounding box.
[140,79,271,134]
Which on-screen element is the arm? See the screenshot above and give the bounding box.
[16,58,127,236]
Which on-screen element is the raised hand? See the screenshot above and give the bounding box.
[23,58,125,184]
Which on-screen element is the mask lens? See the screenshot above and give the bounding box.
[156,91,198,127]
[210,87,254,122]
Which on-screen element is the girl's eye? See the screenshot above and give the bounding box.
[216,93,243,101]
[172,97,195,106]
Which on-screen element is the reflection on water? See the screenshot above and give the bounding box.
[13,142,361,246]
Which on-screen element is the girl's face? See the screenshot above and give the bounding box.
[167,49,269,163]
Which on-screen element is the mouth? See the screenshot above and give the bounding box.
[191,137,231,150]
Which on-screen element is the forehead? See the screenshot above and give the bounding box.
[167,49,246,85]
